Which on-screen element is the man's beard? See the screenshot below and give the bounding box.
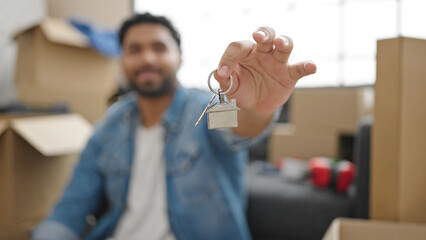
[129,72,176,97]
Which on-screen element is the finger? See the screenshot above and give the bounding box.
[253,26,275,53]
[272,35,294,63]
[218,72,239,96]
[289,61,317,81]
[215,40,255,82]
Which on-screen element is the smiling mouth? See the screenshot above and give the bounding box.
[135,70,161,83]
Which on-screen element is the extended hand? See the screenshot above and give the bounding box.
[214,27,317,115]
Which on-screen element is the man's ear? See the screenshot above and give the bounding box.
[120,56,125,69]
[178,54,183,69]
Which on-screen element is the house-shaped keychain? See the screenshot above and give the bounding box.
[206,98,240,129]
[195,69,240,129]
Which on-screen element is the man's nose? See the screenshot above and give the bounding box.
[138,50,157,64]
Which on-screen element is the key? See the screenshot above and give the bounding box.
[195,69,240,129]
[195,91,218,127]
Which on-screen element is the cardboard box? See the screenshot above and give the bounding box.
[322,218,426,240]
[47,0,132,28]
[290,87,374,134]
[0,217,40,240]
[14,17,118,123]
[0,114,92,230]
[371,37,426,223]
[268,123,339,163]
[0,230,30,240]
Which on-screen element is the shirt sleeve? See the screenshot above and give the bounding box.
[32,135,104,240]
[31,221,79,240]
[208,107,282,152]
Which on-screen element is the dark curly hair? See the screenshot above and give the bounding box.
[119,12,182,52]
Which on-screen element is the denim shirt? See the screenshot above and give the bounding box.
[32,85,277,240]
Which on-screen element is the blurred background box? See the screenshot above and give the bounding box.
[0,219,36,240]
[47,0,132,28]
[0,114,92,232]
[290,87,374,134]
[322,218,426,240]
[1,0,132,109]
[14,17,118,123]
[268,123,338,163]
[371,37,426,223]
[268,86,374,163]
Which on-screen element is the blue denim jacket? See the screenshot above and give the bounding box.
[32,85,276,240]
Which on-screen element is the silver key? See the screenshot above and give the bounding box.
[195,70,240,129]
[195,91,218,127]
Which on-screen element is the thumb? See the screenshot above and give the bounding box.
[214,40,254,83]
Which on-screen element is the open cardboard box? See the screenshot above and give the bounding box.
[0,114,92,232]
[14,17,118,123]
[323,218,426,240]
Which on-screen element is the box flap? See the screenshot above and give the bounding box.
[12,23,38,40]
[13,17,89,48]
[39,17,89,48]
[322,218,426,240]
[0,120,7,136]
[10,114,92,156]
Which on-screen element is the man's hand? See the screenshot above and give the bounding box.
[214,26,316,115]
[214,27,316,137]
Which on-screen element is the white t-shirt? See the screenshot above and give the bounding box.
[113,125,175,240]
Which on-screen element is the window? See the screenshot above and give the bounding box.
[134,0,425,89]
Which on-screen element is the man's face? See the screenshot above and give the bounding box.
[121,23,182,97]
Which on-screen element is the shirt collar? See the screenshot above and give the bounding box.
[161,84,187,132]
[124,83,187,133]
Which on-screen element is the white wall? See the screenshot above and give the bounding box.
[134,0,426,89]
[0,0,46,107]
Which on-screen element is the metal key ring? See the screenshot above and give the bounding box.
[207,69,233,95]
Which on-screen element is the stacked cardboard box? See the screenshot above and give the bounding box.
[321,36,426,240]
[0,114,92,238]
[1,1,131,238]
[370,37,426,224]
[269,123,338,161]
[14,17,119,123]
[290,87,374,134]
[268,87,374,163]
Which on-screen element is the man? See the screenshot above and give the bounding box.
[32,13,316,240]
